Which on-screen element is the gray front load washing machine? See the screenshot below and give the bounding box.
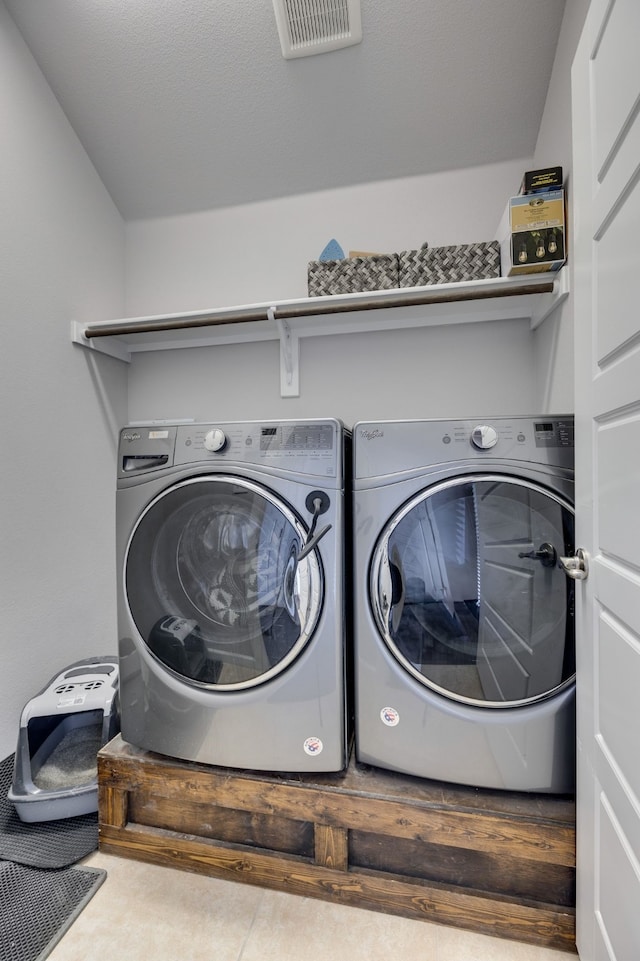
[353,416,576,793]
[117,418,348,772]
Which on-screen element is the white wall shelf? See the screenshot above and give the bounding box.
[72,268,569,397]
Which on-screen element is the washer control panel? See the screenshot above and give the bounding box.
[203,428,227,452]
[178,420,339,478]
[117,419,342,481]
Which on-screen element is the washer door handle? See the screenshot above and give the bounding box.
[297,523,331,560]
[559,548,589,580]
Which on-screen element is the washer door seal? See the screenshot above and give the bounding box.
[125,475,324,690]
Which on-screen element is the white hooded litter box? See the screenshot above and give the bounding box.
[7,656,119,822]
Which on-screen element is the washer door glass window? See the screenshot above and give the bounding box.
[126,477,323,689]
[371,475,575,707]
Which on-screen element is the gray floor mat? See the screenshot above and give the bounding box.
[0,861,106,961]
[0,756,98,869]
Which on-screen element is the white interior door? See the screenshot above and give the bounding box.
[572,1,640,957]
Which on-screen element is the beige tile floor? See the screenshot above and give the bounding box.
[48,851,577,961]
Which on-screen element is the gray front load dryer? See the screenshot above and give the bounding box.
[353,416,576,793]
[117,419,348,773]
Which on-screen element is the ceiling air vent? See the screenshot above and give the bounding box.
[272,0,362,59]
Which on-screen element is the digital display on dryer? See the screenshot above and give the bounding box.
[534,419,574,448]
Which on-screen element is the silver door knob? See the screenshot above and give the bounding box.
[559,548,589,580]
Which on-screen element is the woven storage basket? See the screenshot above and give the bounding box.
[398,241,501,287]
[308,254,399,297]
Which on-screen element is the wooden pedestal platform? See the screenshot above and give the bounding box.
[98,735,576,952]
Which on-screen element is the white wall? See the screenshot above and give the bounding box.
[125,157,536,425]
[127,317,535,426]
[126,158,528,315]
[531,0,590,414]
[124,6,591,428]
[0,3,126,757]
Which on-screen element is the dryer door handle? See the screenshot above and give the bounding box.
[559,548,589,581]
[374,547,406,636]
[518,542,558,568]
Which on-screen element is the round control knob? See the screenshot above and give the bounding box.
[203,428,227,452]
[471,425,498,450]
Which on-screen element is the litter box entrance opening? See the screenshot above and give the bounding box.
[28,709,104,791]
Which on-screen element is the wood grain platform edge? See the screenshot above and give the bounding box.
[97,752,575,868]
[98,822,576,953]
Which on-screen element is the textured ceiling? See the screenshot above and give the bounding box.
[5,0,566,221]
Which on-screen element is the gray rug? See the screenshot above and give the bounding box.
[0,756,98,869]
[0,860,105,961]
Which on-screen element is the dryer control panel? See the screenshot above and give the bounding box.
[471,419,573,451]
[471,425,498,450]
[354,415,574,479]
[532,419,574,448]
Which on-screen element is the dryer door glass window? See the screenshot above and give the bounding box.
[371,475,575,707]
[125,476,323,690]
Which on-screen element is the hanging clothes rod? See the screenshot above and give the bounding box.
[81,279,555,339]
